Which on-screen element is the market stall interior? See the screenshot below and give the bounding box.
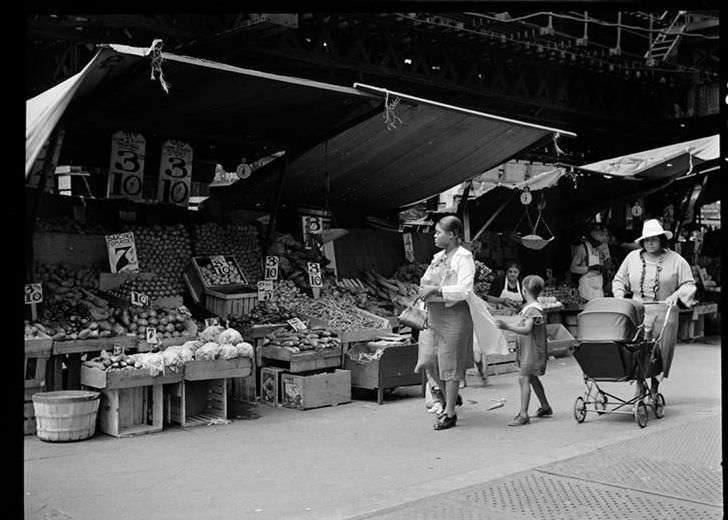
[25,42,582,438]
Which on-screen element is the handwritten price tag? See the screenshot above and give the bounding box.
[257,280,274,302]
[307,262,323,288]
[145,327,158,345]
[130,291,149,307]
[264,256,279,280]
[287,318,307,331]
[157,139,193,207]
[25,283,43,305]
[107,131,146,201]
[210,255,231,276]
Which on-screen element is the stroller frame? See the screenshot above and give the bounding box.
[573,302,673,428]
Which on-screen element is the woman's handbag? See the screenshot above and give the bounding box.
[398,297,428,330]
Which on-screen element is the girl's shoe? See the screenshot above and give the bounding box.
[431,386,446,409]
[456,394,463,407]
[536,407,553,417]
[508,414,530,426]
[434,414,457,430]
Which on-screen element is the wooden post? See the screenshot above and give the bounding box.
[264,154,288,257]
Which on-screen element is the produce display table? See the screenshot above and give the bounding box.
[344,342,425,404]
[81,366,183,438]
[259,345,342,373]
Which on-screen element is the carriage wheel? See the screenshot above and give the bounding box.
[652,393,665,419]
[594,391,608,415]
[633,401,648,428]
[573,396,587,423]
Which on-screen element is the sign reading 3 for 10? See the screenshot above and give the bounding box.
[157,139,193,207]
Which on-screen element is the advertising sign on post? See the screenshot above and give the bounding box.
[107,131,146,201]
[157,139,193,207]
[105,232,139,273]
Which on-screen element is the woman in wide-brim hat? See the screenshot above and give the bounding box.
[612,219,696,396]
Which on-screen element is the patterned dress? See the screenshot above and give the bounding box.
[515,302,548,376]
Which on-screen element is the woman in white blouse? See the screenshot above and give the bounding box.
[612,219,696,397]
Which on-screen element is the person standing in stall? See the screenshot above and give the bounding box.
[486,261,524,310]
[570,222,608,302]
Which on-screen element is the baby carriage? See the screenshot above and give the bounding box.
[571,298,672,428]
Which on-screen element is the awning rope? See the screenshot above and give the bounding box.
[383,91,403,131]
[145,39,171,94]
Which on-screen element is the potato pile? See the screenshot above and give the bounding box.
[262,327,341,353]
[35,216,109,235]
[123,224,192,294]
[34,262,101,293]
[24,321,52,339]
[197,257,246,286]
[193,223,262,283]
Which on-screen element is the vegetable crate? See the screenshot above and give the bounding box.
[25,336,53,435]
[280,369,351,410]
[184,357,252,381]
[259,344,342,373]
[344,342,425,404]
[186,256,249,293]
[167,379,229,428]
[80,366,183,438]
[301,308,393,343]
[204,286,258,319]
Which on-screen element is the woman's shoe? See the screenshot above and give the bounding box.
[434,414,457,430]
[456,394,463,407]
[508,414,530,426]
[536,407,553,417]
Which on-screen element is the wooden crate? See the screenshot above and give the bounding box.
[280,369,351,410]
[96,384,164,438]
[204,287,258,319]
[167,379,228,428]
[184,357,253,381]
[259,344,342,373]
[53,335,138,356]
[189,255,250,291]
[344,342,424,404]
[80,365,183,390]
[678,303,718,342]
[260,367,288,406]
[301,308,393,343]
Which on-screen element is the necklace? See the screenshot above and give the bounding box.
[639,250,665,300]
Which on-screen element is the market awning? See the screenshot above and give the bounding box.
[228,84,575,215]
[26,43,383,178]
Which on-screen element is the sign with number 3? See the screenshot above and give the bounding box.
[157,140,193,207]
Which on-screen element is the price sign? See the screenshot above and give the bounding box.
[107,131,146,201]
[264,256,279,280]
[307,262,323,288]
[287,318,307,331]
[145,327,158,344]
[130,291,150,307]
[257,280,274,302]
[210,255,230,276]
[113,344,126,356]
[157,139,193,207]
[204,317,220,328]
[105,232,139,273]
[24,283,43,305]
[403,233,415,263]
[301,215,324,249]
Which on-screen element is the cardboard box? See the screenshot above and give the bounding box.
[281,369,351,410]
[260,367,287,406]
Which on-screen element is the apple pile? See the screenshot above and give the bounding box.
[123,224,192,294]
[197,257,246,286]
[106,275,182,301]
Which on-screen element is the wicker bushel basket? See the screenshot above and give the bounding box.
[32,390,100,442]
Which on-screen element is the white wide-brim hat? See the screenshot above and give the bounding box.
[635,219,673,243]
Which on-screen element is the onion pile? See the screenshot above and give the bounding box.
[193,223,262,283]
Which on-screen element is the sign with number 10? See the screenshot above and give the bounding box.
[264,256,279,280]
[107,131,146,201]
[157,139,193,207]
[307,262,323,288]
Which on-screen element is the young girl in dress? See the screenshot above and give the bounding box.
[495,275,553,426]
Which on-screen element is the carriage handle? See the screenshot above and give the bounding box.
[640,300,676,344]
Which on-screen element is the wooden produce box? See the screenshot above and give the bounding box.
[301,308,392,343]
[204,286,258,319]
[167,378,228,428]
[53,335,139,355]
[187,255,249,292]
[96,384,164,438]
[81,365,183,390]
[344,342,424,404]
[260,367,288,406]
[280,369,351,410]
[259,344,342,373]
[184,357,253,381]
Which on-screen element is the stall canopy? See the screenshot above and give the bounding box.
[26,43,574,216]
[467,134,720,238]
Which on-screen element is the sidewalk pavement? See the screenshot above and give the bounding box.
[24,338,722,520]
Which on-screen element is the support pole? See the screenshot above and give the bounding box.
[264,153,288,257]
